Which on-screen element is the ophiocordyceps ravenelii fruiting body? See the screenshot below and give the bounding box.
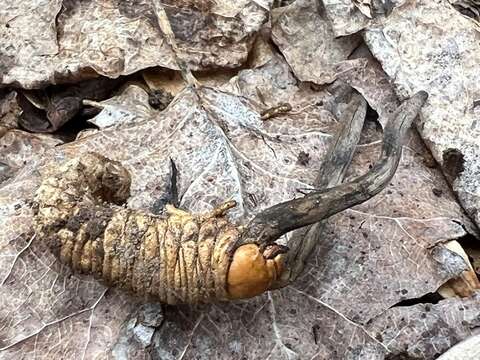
[33,91,428,305]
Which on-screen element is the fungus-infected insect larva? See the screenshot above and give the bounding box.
[33,153,283,304]
[32,91,428,304]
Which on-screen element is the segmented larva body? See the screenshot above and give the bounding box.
[33,153,282,304]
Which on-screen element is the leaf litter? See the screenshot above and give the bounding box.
[0,1,480,359]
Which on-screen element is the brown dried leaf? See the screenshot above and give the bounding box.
[17,77,123,133]
[344,45,400,126]
[438,241,480,298]
[1,0,270,88]
[142,67,238,98]
[0,91,21,130]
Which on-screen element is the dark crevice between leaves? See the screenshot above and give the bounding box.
[365,103,380,125]
[16,75,125,136]
[390,292,443,308]
[51,112,99,143]
[272,0,296,8]
[14,71,174,142]
[442,148,465,184]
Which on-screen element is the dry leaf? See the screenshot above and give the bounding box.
[438,241,480,298]
[271,0,363,85]
[437,333,480,360]
[364,0,480,231]
[353,0,374,18]
[367,294,480,358]
[450,0,480,25]
[0,91,21,130]
[322,0,408,36]
[1,0,271,88]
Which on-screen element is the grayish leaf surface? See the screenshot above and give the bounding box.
[271,0,363,85]
[1,1,480,359]
[322,0,407,36]
[364,0,480,230]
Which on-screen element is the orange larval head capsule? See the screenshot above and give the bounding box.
[227,244,284,300]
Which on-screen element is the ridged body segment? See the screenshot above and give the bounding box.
[33,153,240,304]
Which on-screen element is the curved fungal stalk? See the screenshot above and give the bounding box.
[33,91,427,304]
[272,92,368,288]
[240,91,428,246]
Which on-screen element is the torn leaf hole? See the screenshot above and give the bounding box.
[442,148,465,183]
[365,103,380,124]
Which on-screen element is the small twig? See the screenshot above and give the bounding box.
[151,0,199,88]
[260,103,293,120]
[82,99,105,109]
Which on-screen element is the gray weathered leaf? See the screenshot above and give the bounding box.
[322,0,407,36]
[450,0,480,25]
[86,84,155,130]
[353,0,374,18]
[271,2,398,127]
[364,0,480,230]
[438,332,480,360]
[367,294,480,358]
[0,91,21,130]
[271,0,363,85]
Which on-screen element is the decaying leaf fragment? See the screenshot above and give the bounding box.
[450,0,480,24]
[367,294,480,358]
[0,91,21,130]
[0,130,62,186]
[438,333,480,360]
[438,241,480,298]
[17,77,123,132]
[322,0,405,36]
[353,0,374,18]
